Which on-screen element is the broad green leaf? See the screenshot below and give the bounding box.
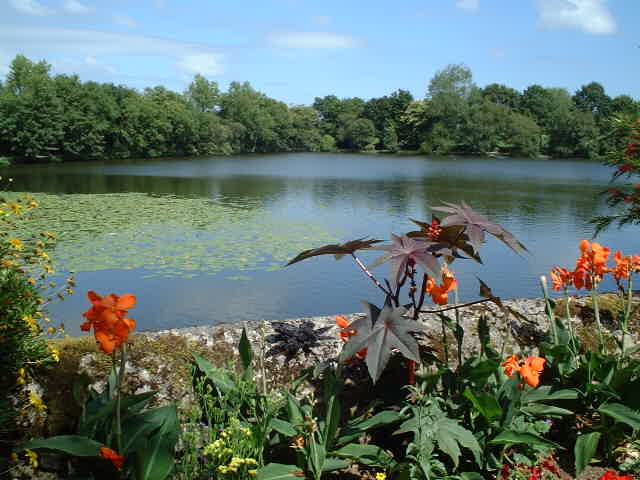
[522,386,579,403]
[460,473,485,480]
[323,395,341,450]
[599,403,640,429]
[308,433,326,477]
[334,444,392,466]
[121,416,157,454]
[239,326,253,373]
[435,419,481,468]
[135,405,179,480]
[270,418,297,437]
[321,457,350,471]
[256,463,305,480]
[574,432,601,476]
[18,435,102,456]
[191,353,235,394]
[490,431,558,449]
[463,388,502,422]
[338,410,402,444]
[520,404,573,416]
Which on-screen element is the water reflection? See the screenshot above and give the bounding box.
[1,153,627,332]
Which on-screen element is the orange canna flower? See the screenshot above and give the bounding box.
[501,355,545,388]
[573,240,610,290]
[613,251,631,281]
[425,268,457,305]
[100,447,124,470]
[81,291,136,354]
[501,354,520,377]
[550,266,572,291]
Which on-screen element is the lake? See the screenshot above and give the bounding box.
[1,152,633,334]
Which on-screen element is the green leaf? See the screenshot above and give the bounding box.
[135,405,179,480]
[191,353,235,394]
[338,410,402,444]
[334,444,392,466]
[520,404,573,416]
[308,433,326,477]
[522,386,579,403]
[270,418,297,437]
[18,435,103,456]
[434,418,482,468]
[574,432,601,476]
[460,473,485,480]
[323,395,341,450]
[256,463,305,480]
[599,402,640,429]
[239,326,253,373]
[463,388,502,422]
[321,457,350,471]
[490,431,558,449]
[121,416,158,455]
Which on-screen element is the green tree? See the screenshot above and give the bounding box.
[382,121,399,152]
[481,83,521,110]
[573,81,611,119]
[340,117,377,151]
[0,56,63,161]
[184,74,220,113]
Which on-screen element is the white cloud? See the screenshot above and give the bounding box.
[267,32,361,49]
[63,0,92,14]
[456,0,479,11]
[113,14,138,28]
[9,0,54,16]
[177,53,224,76]
[535,0,617,35]
[0,25,225,76]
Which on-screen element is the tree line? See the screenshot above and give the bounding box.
[0,55,638,163]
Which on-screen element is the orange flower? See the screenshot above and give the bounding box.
[501,355,545,388]
[81,291,136,354]
[335,315,366,360]
[425,268,457,305]
[573,240,610,290]
[550,267,572,291]
[100,447,124,470]
[613,251,631,281]
[501,354,520,377]
[519,356,545,388]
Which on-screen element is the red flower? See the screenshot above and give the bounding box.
[335,315,366,360]
[618,163,635,173]
[100,447,124,470]
[599,471,634,480]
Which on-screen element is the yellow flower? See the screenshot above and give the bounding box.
[27,277,36,286]
[17,368,27,385]
[43,232,56,239]
[22,315,39,333]
[27,200,39,208]
[25,449,38,468]
[9,203,24,214]
[28,392,47,413]
[47,326,56,335]
[43,264,54,274]
[50,347,60,362]
[8,238,24,250]
[376,473,387,480]
[249,470,257,476]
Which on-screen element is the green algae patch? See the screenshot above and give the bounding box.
[4,192,339,277]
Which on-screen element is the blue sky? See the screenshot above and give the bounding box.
[1,0,638,105]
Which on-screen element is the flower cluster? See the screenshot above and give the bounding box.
[499,456,561,480]
[551,240,640,291]
[599,471,634,480]
[501,355,546,388]
[203,419,259,477]
[81,291,136,354]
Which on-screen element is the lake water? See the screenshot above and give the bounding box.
[1,153,634,334]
